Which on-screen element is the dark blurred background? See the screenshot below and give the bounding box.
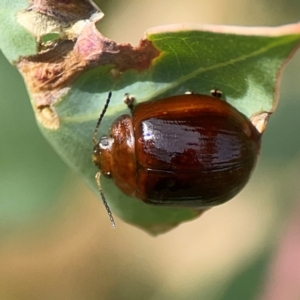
[1,0,300,299]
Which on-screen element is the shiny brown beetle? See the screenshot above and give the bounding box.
[93,90,261,226]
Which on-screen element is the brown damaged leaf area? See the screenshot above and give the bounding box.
[250,112,272,134]
[17,0,104,44]
[17,23,161,130]
[27,0,100,23]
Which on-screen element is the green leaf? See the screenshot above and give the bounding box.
[1,1,300,234]
[0,0,36,61]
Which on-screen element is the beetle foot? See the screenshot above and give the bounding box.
[210,89,223,98]
[123,93,135,112]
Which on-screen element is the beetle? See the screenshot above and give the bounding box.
[92,90,261,227]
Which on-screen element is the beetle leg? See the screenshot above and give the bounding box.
[95,172,116,228]
[210,89,223,98]
[123,93,135,112]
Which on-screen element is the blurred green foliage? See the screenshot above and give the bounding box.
[0,52,69,232]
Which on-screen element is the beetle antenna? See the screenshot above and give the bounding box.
[93,91,112,145]
[95,172,116,227]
